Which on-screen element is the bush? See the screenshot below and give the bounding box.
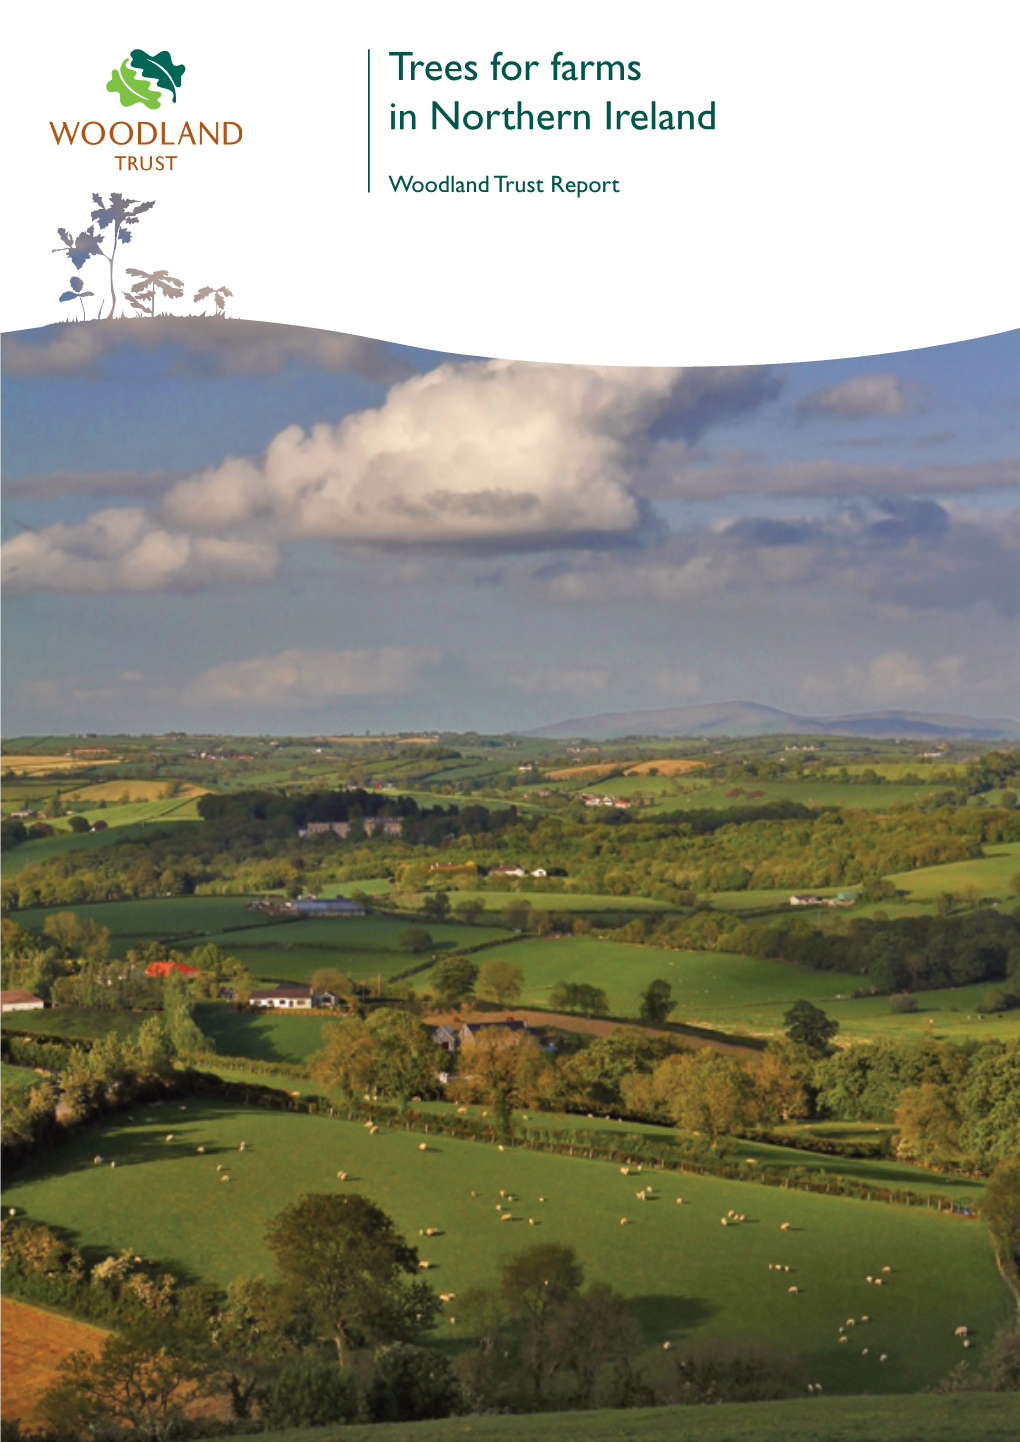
[889,993,919,1013]
[366,1342,461,1422]
[261,1358,358,1427]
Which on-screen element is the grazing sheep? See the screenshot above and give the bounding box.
[768,1263,774,1271]
[846,1318,856,1327]
[418,1260,432,1270]
[165,1135,174,1143]
[528,1218,536,1226]
[720,1217,729,1227]
[196,1146,205,1154]
[636,1190,647,1201]
[879,1354,888,1363]
[439,1292,455,1303]
[620,1217,629,1227]
[337,1171,348,1181]
[500,1212,513,1222]
[882,1265,891,1273]
[220,1174,230,1183]
[498,1145,505,1153]
[620,1166,630,1176]
[839,1336,849,1344]
[216,1163,224,1172]
[369,1125,379,1135]
[861,1315,869,1323]
[8,1208,16,1217]
[470,1190,477,1198]
[662,1341,673,1351]
[963,1339,972,1349]
[456,1106,467,1114]
[954,1326,969,1337]
[676,1198,684,1205]
[239,1142,246,1152]
[93,1156,104,1165]
[418,1143,428,1152]
[874,1278,884,1286]
[866,1276,873,1283]
[110,1161,117,1169]
[779,1222,791,1231]
[179,1106,187,1112]
[788,1286,799,1294]
[807,1384,815,1394]
[538,1197,547,1203]
[449,1316,458,1325]
[815,1383,824,1393]
[783,1266,791,1273]
[861,1348,869,1356]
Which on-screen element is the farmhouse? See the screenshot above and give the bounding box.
[0,990,45,1013]
[431,1024,459,1052]
[490,864,527,878]
[459,1019,555,1052]
[790,894,823,907]
[250,984,315,1010]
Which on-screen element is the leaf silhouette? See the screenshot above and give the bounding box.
[69,276,85,293]
[53,225,104,269]
[129,49,185,102]
[106,61,162,109]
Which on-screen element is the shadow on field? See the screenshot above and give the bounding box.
[630,1293,716,1341]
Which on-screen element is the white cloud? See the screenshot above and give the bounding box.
[3,360,775,592]
[799,651,967,707]
[189,647,442,706]
[797,373,921,420]
[1,509,278,593]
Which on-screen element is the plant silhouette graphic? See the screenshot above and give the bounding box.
[124,268,184,317]
[106,49,184,108]
[87,193,155,317]
[193,285,233,317]
[59,275,94,321]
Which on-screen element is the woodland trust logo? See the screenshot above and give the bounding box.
[107,49,186,110]
[49,44,240,168]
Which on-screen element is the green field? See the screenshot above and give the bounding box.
[198,1393,1020,1442]
[886,843,1020,901]
[406,889,679,916]
[0,1061,46,1092]
[463,937,840,1023]
[1,1008,146,1044]
[14,896,281,949]
[193,1004,348,1064]
[2,1100,1011,1397]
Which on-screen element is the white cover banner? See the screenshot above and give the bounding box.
[1,0,1018,362]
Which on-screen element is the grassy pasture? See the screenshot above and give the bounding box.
[198,1394,1020,1442]
[15,896,281,948]
[406,889,678,915]
[192,1005,342,1064]
[461,937,840,1023]
[62,780,208,803]
[885,843,1020,901]
[645,780,935,812]
[0,1061,47,1093]
[1,755,120,774]
[2,1008,145,1044]
[1,810,203,878]
[2,1099,1010,1396]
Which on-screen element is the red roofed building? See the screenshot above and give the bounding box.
[146,961,200,979]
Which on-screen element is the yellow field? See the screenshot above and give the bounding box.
[623,759,705,776]
[0,1298,107,1422]
[63,781,209,803]
[545,763,621,782]
[1,755,120,775]
[324,735,440,745]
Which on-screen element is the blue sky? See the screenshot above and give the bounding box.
[2,322,1018,735]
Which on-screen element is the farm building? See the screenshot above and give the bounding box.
[459,1019,555,1052]
[146,961,200,979]
[0,990,45,1013]
[286,896,367,917]
[790,893,823,907]
[431,1024,459,1052]
[298,818,403,839]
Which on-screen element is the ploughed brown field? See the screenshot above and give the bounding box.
[0,1298,106,1421]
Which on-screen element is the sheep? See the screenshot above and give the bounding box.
[449,1316,458,1325]
[418,1143,428,1152]
[865,1275,873,1283]
[110,1161,117,1169]
[881,1265,892,1273]
[620,1166,630,1176]
[220,1174,230,1183]
[179,1105,187,1112]
[838,1336,849,1344]
[500,1212,514,1222]
[197,1146,205,1154]
[337,1171,348,1181]
[783,1266,791,1273]
[528,1218,536,1226]
[846,1318,856,1327]
[456,1106,467,1114]
[662,1341,673,1351]
[860,1315,869,1323]
[963,1339,972,1349]
[788,1285,799,1294]
[874,1278,884,1286]
[165,1134,174,1143]
[807,1384,815,1394]
[676,1198,684,1205]
[216,1163,224,1172]
[418,1260,432,1270]
[768,1263,774,1271]
[538,1196,547,1203]
[861,1348,869,1356]
[954,1326,969,1338]
[720,1217,729,1227]
[368,1125,379,1135]
[439,1292,455,1303]
[239,1142,246,1152]
[727,1209,736,1218]
[879,1354,888,1363]
[620,1217,629,1226]
[779,1222,791,1231]
[636,1190,648,1201]
[815,1383,824,1393]
[93,1156,104,1166]
[7,1208,16,1217]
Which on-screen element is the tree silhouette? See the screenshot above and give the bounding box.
[193,284,233,317]
[123,268,184,317]
[58,275,94,321]
[89,193,156,316]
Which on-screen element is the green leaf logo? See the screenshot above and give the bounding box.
[106,49,186,109]
[129,49,186,104]
[107,62,162,109]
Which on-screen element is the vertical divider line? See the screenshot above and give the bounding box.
[367,49,371,193]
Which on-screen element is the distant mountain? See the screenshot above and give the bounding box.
[524,701,1020,741]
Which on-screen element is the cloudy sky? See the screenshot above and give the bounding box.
[2,321,1018,735]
